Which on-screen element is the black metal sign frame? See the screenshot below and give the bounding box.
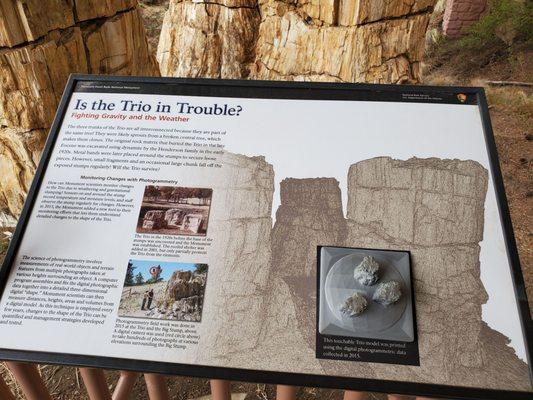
[0,75,531,400]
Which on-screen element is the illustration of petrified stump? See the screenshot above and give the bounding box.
[0,1,159,227]
[249,156,530,390]
[270,178,347,347]
[196,152,274,362]
[334,157,529,390]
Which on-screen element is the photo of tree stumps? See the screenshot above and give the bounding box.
[136,185,212,236]
[118,260,208,322]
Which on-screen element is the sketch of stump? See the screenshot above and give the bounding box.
[256,156,530,390]
[270,178,347,348]
[196,152,275,363]
[330,156,530,390]
[197,154,530,390]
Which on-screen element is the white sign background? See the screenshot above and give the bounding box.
[0,91,527,366]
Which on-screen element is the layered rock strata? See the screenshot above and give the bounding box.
[158,0,438,82]
[0,1,159,227]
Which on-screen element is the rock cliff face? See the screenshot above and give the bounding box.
[157,0,260,78]
[0,1,159,227]
[197,152,275,362]
[158,0,437,82]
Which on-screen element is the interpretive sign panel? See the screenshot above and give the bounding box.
[0,76,531,399]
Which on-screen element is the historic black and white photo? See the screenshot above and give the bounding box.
[136,186,212,236]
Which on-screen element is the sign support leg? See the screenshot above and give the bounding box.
[5,362,52,400]
[80,367,112,400]
[0,372,15,400]
[276,384,298,400]
[344,391,367,400]
[144,373,170,400]
[112,371,139,400]
[210,379,231,400]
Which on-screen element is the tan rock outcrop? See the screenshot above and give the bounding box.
[158,0,260,78]
[151,268,207,321]
[0,0,138,48]
[159,0,437,82]
[0,2,159,227]
[0,128,47,226]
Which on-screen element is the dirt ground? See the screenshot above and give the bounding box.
[0,2,531,399]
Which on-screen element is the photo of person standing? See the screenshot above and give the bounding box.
[147,289,154,310]
[141,290,149,310]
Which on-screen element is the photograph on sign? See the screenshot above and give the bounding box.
[136,186,212,236]
[118,260,208,322]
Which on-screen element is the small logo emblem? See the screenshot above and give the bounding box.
[457,93,467,103]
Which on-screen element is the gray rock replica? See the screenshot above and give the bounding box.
[373,281,402,306]
[341,292,368,316]
[354,256,380,286]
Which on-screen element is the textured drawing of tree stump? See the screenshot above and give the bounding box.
[244,156,530,390]
[0,0,159,227]
[270,178,347,347]
[196,152,275,362]
[158,0,437,81]
[336,156,530,390]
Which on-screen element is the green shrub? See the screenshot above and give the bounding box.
[459,0,532,49]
